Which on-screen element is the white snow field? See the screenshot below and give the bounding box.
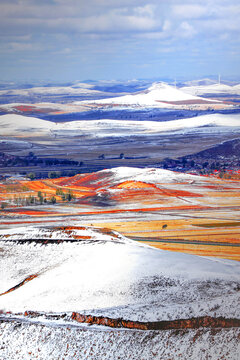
[1,112,240,137]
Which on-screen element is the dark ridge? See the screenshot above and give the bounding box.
[188,138,240,159]
[0,239,107,245]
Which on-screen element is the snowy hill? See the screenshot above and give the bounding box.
[0,225,239,322]
[79,167,204,188]
[55,166,212,193]
[82,82,214,107]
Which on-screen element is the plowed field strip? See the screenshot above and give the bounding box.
[146,242,240,260]
[194,222,240,228]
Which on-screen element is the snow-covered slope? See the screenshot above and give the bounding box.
[0,114,53,135]
[0,226,239,321]
[81,82,214,107]
[56,113,240,137]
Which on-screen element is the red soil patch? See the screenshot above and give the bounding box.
[55,171,113,189]
[14,105,55,114]
[25,181,52,191]
[57,226,87,231]
[164,189,202,197]
[112,181,202,199]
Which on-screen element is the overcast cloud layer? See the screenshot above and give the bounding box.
[0,0,240,81]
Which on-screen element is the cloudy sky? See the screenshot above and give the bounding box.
[1,0,240,81]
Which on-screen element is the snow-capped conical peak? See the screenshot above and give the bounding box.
[147,82,170,91]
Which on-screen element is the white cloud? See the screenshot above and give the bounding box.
[0,0,239,58]
[0,3,158,35]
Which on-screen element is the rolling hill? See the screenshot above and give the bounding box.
[1,113,240,138]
